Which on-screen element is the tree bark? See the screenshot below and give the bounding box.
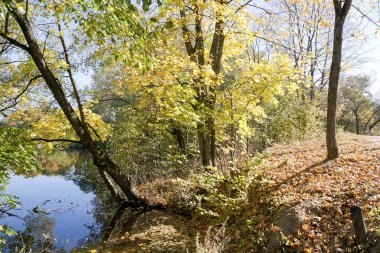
[209,12,226,167]
[369,118,380,134]
[350,206,368,245]
[362,111,375,134]
[354,110,360,135]
[326,0,352,160]
[180,1,226,167]
[172,127,187,154]
[3,1,145,206]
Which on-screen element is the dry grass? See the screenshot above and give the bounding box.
[195,224,229,253]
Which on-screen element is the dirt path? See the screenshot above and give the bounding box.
[368,135,380,143]
[256,133,380,252]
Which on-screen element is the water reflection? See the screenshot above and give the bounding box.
[98,210,196,252]
[1,151,196,252]
[2,154,102,251]
[6,211,61,252]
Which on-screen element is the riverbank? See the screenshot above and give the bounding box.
[254,133,380,251]
[4,133,378,252]
[136,133,380,252]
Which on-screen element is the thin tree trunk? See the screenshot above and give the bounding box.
[97,168,126,203]
[58,21,126,201]
[362,111,375,134]
[172,127,187,154]
[369,118,380,134]
[326,0,352,160]
[354,110,360,135]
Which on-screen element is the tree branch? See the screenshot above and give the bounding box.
[0,31,30,53]
[14,75,42,101]
[333,0,341,13]
[369,118,380,130]
[57,21,86,124]
[0,208,26,221]
[235,0,253,13]
[4,12,10,34]
[0,75,42,113]
[180,9,195,59]
[30,138,81,144]
[351,5,380,28]
[244,3,273,15]
[341,0,353,17]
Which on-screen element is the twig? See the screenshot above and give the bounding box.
[0,209,26,221]
[352,5,380,29]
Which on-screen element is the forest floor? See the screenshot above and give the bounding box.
[137,133,380,252]
[251,132,380,252]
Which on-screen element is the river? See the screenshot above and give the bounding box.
[1,151,196,252]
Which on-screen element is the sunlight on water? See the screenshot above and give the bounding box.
[4,174,96,250]
[1,152,196,252]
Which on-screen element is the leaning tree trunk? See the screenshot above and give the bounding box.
[326,0,352,160]
[369,118,380,135]
[3,1,145,206]
[362,111,375,134]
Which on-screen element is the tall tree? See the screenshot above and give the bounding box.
[178,0,229,167]
[176,0,259,167]
[0,0,148,206]
[261,0,335,99]
[339,75,372,135]
[326,0,352,160]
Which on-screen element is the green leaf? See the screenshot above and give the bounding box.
[164,20,174,29]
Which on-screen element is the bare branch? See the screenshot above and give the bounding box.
[235,0,253,13]
[341,0,353,17]
[244,3,273,15]
[0,208,26,221]
[0,75,42,112]
[351,5,380,29]
[25,0,29,17]
[4,12,10,34]
[31,138,81,144]
[13,75,42,101]
[87,122,108,151]
[57,21,86,124]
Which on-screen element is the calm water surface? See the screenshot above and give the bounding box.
[1,152,195,252]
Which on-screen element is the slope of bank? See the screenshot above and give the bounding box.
[135,133,380,252]
[254,133,380,252]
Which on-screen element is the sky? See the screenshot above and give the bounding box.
[340,2,380,99]
[350,33,380,99]
[70,1,380,99]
